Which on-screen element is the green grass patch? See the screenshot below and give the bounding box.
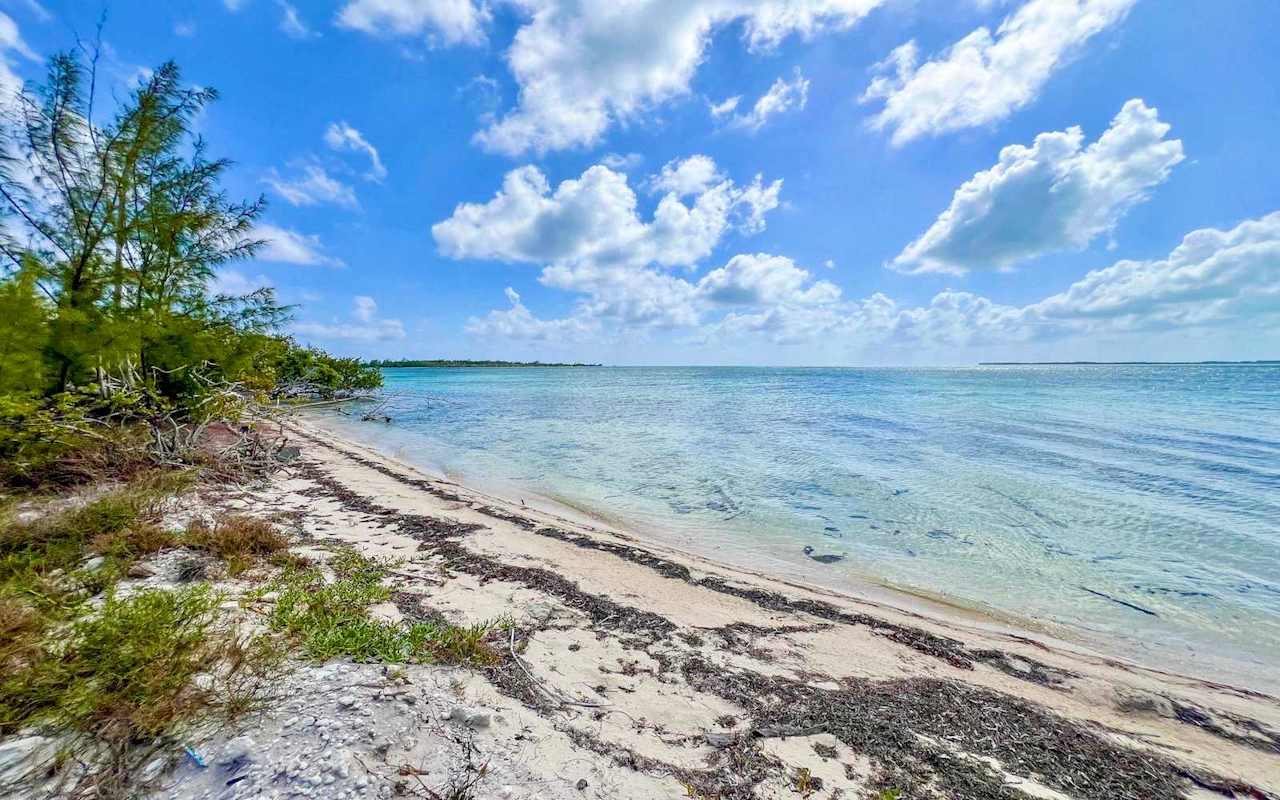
[0,470,191,587]
[0,585,278,740]
[268,549,500,666]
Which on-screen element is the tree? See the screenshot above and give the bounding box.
[0,257,49,394]
[0,48,278,398]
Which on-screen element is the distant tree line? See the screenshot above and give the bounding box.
[367,359,601,368]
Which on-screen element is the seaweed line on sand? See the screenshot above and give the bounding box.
[280,435,1275,800]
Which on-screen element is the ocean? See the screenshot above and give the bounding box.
[310,364,1280,686]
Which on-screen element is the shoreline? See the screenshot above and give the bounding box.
[302,410,1275,695]
[233,415,1280,797]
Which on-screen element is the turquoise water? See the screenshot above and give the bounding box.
[313,365,1280,684]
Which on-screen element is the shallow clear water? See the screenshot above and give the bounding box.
[312,365,1280,685]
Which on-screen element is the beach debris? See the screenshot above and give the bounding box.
[802,546,846,564]
[274,445,302,463]
[1080,586,1158,616]
[575,778,588,790]
[183,745,207,769]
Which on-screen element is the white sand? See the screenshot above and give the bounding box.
[131,419,1280,798]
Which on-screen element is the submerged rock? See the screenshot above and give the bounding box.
[802,546,846,565]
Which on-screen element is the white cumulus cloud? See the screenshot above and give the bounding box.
[893,99,1184,275]
[335,0,491,46]
[256,223,346,268]
[698,253,840,306]
[464,211,1280,355]
[649,155,724,197]
[862,0,1136,146]
[470,0,886,155]
[432,157,781,273]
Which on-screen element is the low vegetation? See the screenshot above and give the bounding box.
[0,38,456,797]
[185,513,290,576]
[0,462,502,796]
[266,548,502,666]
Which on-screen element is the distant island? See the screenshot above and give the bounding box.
[367,359,601,368]
[979,360,1279,366]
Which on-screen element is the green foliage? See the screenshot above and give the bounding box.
[267,342,383,398]
[0,48,289,404]
[185,513,290,576]
[0,585,222,736]
[0,260,49,394]
[0,583,280,762]
[267,549,498,665]
[0,471,190,616]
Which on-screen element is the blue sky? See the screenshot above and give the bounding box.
[5,0,1278,365]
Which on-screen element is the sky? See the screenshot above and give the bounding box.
[3,0,1278,365]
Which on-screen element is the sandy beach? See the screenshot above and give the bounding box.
[102,416,1274,799]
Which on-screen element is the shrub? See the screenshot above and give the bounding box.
[185,514,290,575]
[1,586,215,736]
[0,472,188,581]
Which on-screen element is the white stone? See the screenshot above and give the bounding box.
[219,735,256,765]
[0,735,54,783]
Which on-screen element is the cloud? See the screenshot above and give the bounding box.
[862,0,1136,146]
[893,99,1183,275]
[335,0,491,46]
[293,295,407,342]
[698,253,840,306]
[223,0,249,10]
[1023,212,1280,333]
[432,156,781,273]
[277,1,317,39]
[264,164,359,209]
[440,156,800,336]
[600,152,644,172]
[727,68,810,131]
[649,155,723,197]
[466,210,1280,353]
[469,0,886,156]
[174,21,197,37]
[467,251,843,340]
[0,12,37,101]
[255,224,345,267]
[708,95,742,118]
[723,212,1280,347]
[210,269,273,296]
[353,295,378,322]
[466,287,600,341]
[324,121,388,181]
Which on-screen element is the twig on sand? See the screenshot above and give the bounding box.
[508,629,611,710]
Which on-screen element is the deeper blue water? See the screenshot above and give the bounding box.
[313,365,1280,684]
